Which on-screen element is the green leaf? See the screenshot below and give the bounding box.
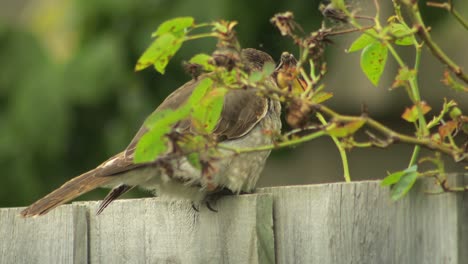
[361,42,388,86]
[381,165,417,186]
[390,169,418,201]
[188,78,214,106]
[135,108,192,163]
[249,62,275,83]
[388,23,415,46]
[347,29,377,53]
[134,126,170,163]
[202,88,227,132]
[249,72,263,82]
[326,120,366,137]
[187,153,202,170]
[450,107,462,120]
[392,66,416,89]
[381,171,406,186]
[152,17,194,38]
[192,88,228,133]
[144,108,190,129]
[189,53,215,71]
[135,34,183,73]
[310,91,333,104]
[262,61,276,76]
[331,0,346,10]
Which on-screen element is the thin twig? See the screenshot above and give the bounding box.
[404,1,468,84]
[427,1,468,30]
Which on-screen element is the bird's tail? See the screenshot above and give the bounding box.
[20,170,112,217]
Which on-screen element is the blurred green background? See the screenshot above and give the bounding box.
[0,0,466,207]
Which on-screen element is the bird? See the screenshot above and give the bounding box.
[20,48,282,217]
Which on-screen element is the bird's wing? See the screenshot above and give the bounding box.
[124,76,269,158]
[92,76,268,178]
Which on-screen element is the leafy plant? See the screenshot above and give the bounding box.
[133,0,467,200]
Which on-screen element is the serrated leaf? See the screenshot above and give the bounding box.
[188,78,214,106]
[391,170,418,201]
[134,126,170,163]
[326,120,366,137]
[347,29,377,53]
[192,88,228,133]
[401,101,432,123]
[388,23,415,46]
[144,108,190,129]
[189,53,214,71]
[361,42,388,86]
[135,34,183,73]
[135,108,192,163]
[152,17,194,38]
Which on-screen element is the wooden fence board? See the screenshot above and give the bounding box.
[2,180,466,264]
[86,194,274,264]
[260,180,464,264]
[0,205,87,264]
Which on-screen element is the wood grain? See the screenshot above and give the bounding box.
[0,205,87,264]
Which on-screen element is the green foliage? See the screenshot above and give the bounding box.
[191,87,228,133]
[360,42,388,86]
[188,78,214,105]
[134,108,190,163]
[326,120,365,138]
[151,17,194,38]
[401,102,431,123]
[189,54,215,71]
[135,34,184,73]
[382,166,419,201]
[135,16,197,73]
[249,61,275,82]
[388,23,415,46]
[348,29,388,86]
[347,30,376,53]
[310,91,333,104]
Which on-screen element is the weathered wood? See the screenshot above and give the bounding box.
[86,194,274,264]
[260,180,465,264]
[2,180,467,263]
[0,205,87,264]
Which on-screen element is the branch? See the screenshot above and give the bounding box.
[427,1,468,30]
[314,104,467,162]
[218,103,466,163]
[403,1,468,84]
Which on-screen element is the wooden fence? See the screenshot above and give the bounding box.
[1,180,467,264]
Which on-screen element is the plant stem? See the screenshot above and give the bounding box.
[316,113,351,182]
[218,130,328,153]
[426,1,468,30]
[408,146,421,167]
[404,1,468,84]
[185,33,218,41]
[315,104,466,162]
